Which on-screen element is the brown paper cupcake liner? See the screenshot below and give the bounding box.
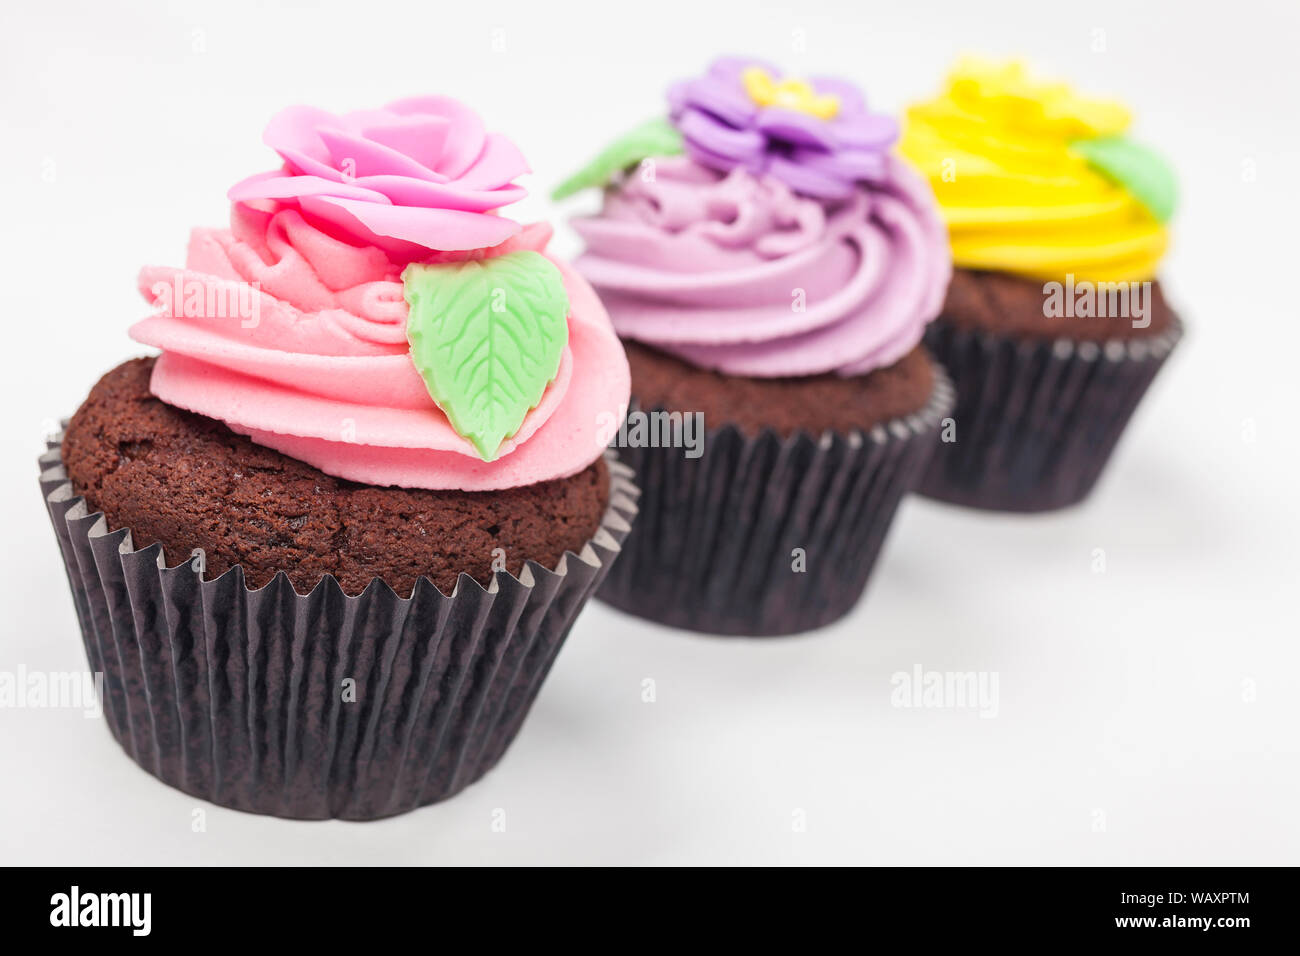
[596,368,954,636]
[919,317,1184,512]
[39,438,637,820]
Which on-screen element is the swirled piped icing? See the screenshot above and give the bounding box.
[561,58,951,378]
[900,58,1177,282]
[130,98,629,491]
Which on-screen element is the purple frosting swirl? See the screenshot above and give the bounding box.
[668,56,900,200]
[572,155,951,377]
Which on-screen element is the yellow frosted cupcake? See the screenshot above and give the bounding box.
[901,58,1184,511]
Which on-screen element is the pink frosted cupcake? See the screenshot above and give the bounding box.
[555,58,954,635]
[42,96,634,818]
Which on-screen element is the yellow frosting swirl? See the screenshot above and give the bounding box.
[900,58,1169,282]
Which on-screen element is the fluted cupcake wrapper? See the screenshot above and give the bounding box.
[596,369,955,637]
[39,438,637,820]
[919,318,1184,512]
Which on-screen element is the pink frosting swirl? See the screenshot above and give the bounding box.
[228,98,529,258]
[129,202,629,491]
[572,155,951,377]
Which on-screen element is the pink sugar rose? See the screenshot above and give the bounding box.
[228,97,530,259]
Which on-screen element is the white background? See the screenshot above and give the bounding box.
[2,0,1297,865]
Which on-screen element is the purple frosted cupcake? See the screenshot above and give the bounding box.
[555,57,954,635]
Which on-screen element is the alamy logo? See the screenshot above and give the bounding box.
[1042,273,1152,329]
[150,276,261,328]
[0,666,102,717]
[890,665,1000,718]
[50,886,151,936]
[597,406,705,459]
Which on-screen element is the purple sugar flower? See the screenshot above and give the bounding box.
[667,56,899,200]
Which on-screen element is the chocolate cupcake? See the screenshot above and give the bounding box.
[900,59,1183,511]
[41,96,634,819]
[555,57,953,636]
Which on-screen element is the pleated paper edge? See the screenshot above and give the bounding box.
[39,439,640,608]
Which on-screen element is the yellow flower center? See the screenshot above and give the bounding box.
[742,67,840,120]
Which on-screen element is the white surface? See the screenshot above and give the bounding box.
[2,0,1298,865]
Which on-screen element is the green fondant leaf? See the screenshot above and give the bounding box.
[1072,135,1178,223]
[552,116,684,200]
[402,251,569,461]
